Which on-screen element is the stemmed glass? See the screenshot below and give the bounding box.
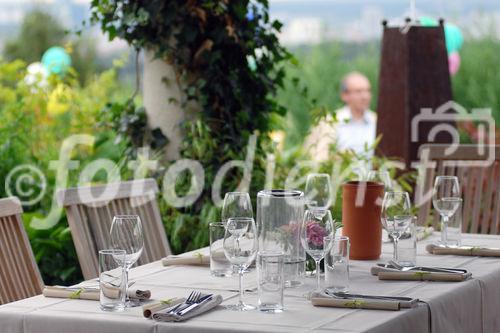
[432,176,461,247]
[221,192,253,223]
[109,215,144,307]
[305,173,332,213]
[223,217,258,311]
[381,192,412,262]
[300,209,335,295]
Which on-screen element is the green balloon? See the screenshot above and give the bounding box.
[444,24,464,53]
[41,46,72,76]
[419,16,438,27]
[419,16,463,53]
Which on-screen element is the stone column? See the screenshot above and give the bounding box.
[143,50,184,161]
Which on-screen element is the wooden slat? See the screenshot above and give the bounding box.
[493,164,500,234]
[419,144,500,161]
[57,179,159,206]
[0,198,43,305]
[59,180,171,280]
[417,145,500,235]
[0,197,22,216]
[472,167,485,233]
[481,164,496,234]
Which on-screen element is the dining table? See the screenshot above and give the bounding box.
[1,232,500,333]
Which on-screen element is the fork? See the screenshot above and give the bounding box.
[388,260,466,274]
[168,291,201,314]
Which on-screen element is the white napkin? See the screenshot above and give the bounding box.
[152,295,223,322]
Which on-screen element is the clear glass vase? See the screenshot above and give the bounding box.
[257,189,305,287]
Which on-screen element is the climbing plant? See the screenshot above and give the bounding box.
[90,0,291,252]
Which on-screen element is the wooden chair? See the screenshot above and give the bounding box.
[0,197,44,304]
[415,144,500,234]
[57,179,171,280]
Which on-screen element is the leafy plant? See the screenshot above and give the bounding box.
[90,0,292,253]
[0,58,131,285]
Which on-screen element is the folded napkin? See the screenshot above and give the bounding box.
[162,252,211,266]
[43,286,100,301]
[310,292,400,311]
[370,266,472,282]
[152,294,223,322]
[417,226,434,241]
[143,298,184,318]
[43,286,151,301]
[426,244,500,257]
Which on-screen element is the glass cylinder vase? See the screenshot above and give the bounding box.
[257,189,305,287]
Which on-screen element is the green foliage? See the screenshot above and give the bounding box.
[451,38,500,124]
[0,58,131,285]
[3,9,102,84]
[90,0,292,253]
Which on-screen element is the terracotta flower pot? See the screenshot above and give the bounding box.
[342,181,384,260]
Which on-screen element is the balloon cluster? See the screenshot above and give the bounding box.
[24,46,72,87]
[24,47,73,117]
[419,17,464,76]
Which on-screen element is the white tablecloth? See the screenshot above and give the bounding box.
[1,233,500,333]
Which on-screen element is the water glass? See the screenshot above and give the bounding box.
[257,251,284,313]
[446,199,462,247]
[324,236,350,293]
[209,222,233,277]
[397,217,417,266]
[432,175,461,246]
[99,249,126,311]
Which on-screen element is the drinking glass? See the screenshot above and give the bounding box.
[109,215,144,307]
[367,170,392,190]
[381,191,412,262]
[305,173,332,212]
[99,249,126,311]
[397,216,417,267]
[221,192,253,223]
[432,176,461,247]
[257,251,284,313]
[324,236,350,293]
[223,217,258,311]
[300,209,335,294]
[209,222,233,277]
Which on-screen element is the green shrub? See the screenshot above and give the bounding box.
[0,58,131,285]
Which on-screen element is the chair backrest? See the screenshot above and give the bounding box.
[0,197,44,304]
[416,144,500,234]
[57,178,171,280]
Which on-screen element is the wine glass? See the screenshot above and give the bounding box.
[221,192,253,223]
[305,173,332,214]
[223,217,258,311]
[381,192,412,262]
[367,170,392,190]
[300,209,335,295]
[109,215,144,307]
[432,176,461,247]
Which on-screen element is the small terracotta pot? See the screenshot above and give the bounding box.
[342,181,384,260]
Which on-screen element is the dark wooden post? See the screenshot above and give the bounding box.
[375,19,454,168]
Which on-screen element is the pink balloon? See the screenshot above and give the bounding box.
[448,52,461,76]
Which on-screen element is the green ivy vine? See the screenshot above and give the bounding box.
[90,0,291,252]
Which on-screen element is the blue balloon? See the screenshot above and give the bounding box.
[41,47,72,76]
[444,24,464,53]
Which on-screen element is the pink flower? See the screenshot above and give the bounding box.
[306,221,328,247]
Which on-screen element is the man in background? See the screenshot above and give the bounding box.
[305,71,376,161]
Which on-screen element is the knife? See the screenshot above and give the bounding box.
[177,294,213,316]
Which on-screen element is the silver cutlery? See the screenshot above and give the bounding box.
[325,290,419,308]
[383,260,467,274]
[177,294,213,316]
[168,291,201,314]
